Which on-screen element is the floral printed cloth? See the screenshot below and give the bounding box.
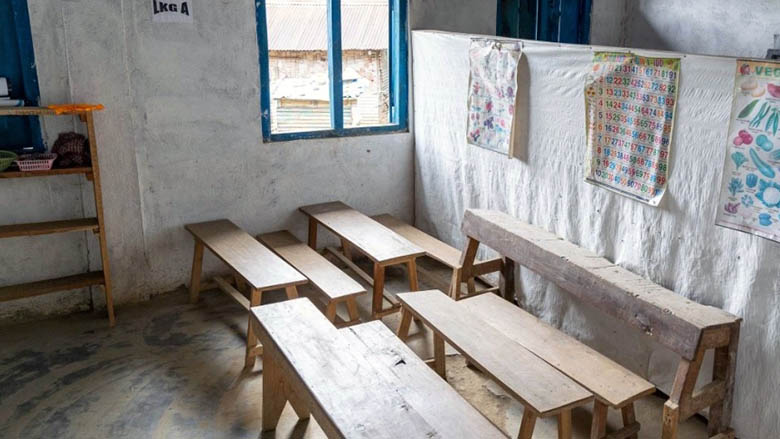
[467,39,522,155]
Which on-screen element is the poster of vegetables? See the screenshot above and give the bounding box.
[466,38,522,156]
[584,52,680,206]
[716,60,780,243]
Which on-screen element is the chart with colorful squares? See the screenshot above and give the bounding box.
[584,52,681,206]
[716,60,780,243]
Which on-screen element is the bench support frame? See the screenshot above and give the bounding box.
[459,235,739,439]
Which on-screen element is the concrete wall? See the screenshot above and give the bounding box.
[591,0,780,58]
[409,0,496,35]
[412,30,779,438]
[0,0,413,323]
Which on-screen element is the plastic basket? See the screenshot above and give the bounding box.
[15,153,57,172]
[0,151,17,172]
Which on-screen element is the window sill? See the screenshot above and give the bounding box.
[264,124,409,143]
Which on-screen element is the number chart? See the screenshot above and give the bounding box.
[584,52,681,206]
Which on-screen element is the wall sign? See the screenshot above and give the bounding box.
[584,52,680,206]
[716,59,780,242]
[152,1,193,23]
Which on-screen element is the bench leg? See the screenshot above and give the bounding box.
[708,326,739,437]
[341,238,353,260]
[662,401,680,439]
[558,409,572,439]
[285,285,298,300]
[407,258,419,291]
[591,400,608,439]
[245,288,262,369]
[449,267,462,300]
[262,351,288,431]
[372,262,386,319]
[189,239,204,304]
[307,218,318,250]
[397,307,413,341]
[346,298,360,324]
[286,383,310,420]
[517,409,537,439]
[621,403,638,439]
[433,332,446,379]
[326,302,338,322]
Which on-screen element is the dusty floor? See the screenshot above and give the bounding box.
[0,258,711,438]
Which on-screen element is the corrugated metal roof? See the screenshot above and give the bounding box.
[267,2,389,51]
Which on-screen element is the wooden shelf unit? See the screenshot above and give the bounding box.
[0,106,115,325]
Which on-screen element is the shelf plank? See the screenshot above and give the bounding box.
[0,271,105,303]
[0,107,95,116]
[0,167,92,179]
[0,218,99,239]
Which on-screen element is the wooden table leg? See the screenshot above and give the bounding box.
[621,403,638,439]
[261,350,288,431]
[307,218,318,250]
[372,262,385,319]
[433,332,445,379]
[407,258,419,291]
[285,285,299,300]
[558,409,572,439]
[518,409,537,439]
[591,400,608,439]
[189,239,204,304]
[245,288,262,369]
[397,307,413,340]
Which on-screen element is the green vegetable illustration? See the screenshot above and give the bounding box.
[738,99,759,118]
[750,148,776,179]
[751,102,770,128]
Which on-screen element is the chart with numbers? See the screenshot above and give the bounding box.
[584,52,681,206]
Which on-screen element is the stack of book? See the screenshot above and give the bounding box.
[0,77,24,107]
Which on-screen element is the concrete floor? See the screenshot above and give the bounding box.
[0,258,710,438]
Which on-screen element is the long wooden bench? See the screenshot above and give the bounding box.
[258,230,366,326]
[186,219,307,369]
[397,290,594,439]
[251,298,508,438]
[458,209,742,439]
[371,214,500,300]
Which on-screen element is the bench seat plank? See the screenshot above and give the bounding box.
[341,321,507,438]
[259,231,365,300]
[372,214,462,268]
[252,298,504,438]
[461,209,740,360]
[461,293,655,408]
[185,220,306,290]
[397,290,593,416]
[300,202,424,265]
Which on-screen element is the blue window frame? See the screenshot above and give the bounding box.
[497,0,592,44]
[255,0,408,142]
[0,0,43,151]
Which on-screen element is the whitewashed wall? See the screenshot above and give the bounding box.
[0,0,413,322]
[412,30,778,439]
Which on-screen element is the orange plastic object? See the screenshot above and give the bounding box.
[47,104,105,114]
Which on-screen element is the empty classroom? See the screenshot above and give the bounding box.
[1,1,778,438]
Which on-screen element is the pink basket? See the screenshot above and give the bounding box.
[15,153,57,172]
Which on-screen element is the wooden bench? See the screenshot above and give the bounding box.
[258,230,366,326]
[186,219,307,369]
[397,290,594,439]
[458,209,742,439]
[371,214,500,300]
[300,202,425,319]
[251,298,508,438]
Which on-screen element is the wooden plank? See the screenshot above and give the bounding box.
[251,298,442,438]
[341,321,508,438]
[185,220,306,291]
[259,231,365,300]
[372,214,462,268]
[0,271,104,302]
[461,293,655,408]
[0,218,99,239]
[0,106,93,116]
[300,202,424,264]
[0,167,92,179]
[213,276,250,310]
[397,290,593,416]
[461,209,740,360]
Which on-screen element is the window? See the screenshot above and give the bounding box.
[0,0,43,151]
[497,0,592,44]
[255,0,408,141]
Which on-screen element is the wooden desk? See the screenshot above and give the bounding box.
[300,202,425,319]
[252,298,507,438]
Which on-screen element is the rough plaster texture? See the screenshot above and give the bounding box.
[412,30,779,438]
[0,0,413,323]
[591,0,780,58]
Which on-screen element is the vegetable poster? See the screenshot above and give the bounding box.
[716,60,780,243]
[467,39,522,156]
[584,52,680,206]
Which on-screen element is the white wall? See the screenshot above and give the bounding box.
[412,30,779,438]
[591,0,780,58]
[0,0,413,323]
